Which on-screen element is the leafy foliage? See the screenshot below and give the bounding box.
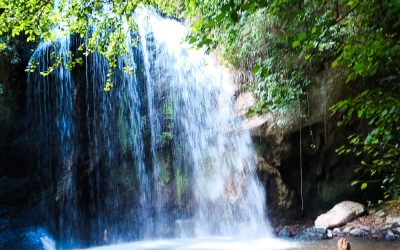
[0,0,184,90]
[184,0,400,202]
[332,89,400,202]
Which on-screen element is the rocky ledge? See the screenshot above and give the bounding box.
[275,200,400,241]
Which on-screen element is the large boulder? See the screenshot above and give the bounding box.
[315,201,365,229]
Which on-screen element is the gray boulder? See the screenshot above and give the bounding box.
[385,230,399,241]
[349,227,370,237]
[332,228,341,236]
[277,226,292,238]
[295,227,331,240]
[315,201,365,229]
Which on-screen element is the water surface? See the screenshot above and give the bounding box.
[79,237,400,250]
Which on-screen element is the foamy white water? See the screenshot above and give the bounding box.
[136,7,270,237]
[79,237,299,250]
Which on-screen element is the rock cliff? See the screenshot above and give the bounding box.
[235,65,378,225]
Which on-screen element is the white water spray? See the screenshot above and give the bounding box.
[28,5,277,248]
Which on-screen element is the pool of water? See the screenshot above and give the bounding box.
[78,237,400,250]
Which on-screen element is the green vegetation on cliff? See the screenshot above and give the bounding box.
[183,0,400,203]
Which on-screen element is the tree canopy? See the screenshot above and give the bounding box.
[0,0,185,89]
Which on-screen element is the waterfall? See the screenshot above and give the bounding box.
[27,36,78,246]
[28,7,271,248]
[136,9,271,237]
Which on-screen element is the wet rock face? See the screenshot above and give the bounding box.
[385,230,400,241]
[251,121,364,226]
[256,157,294,210]
[315,201,365,229]
[295,227,332,240]
[0,46,47,250]
[234,91,257,118]
[255,156,297,224]
[277,226,292,238]
[235,66,367,224]
[349,227,370,237]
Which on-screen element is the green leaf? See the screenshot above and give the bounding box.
[311,27,317,34]
[361,182,368,190]
[292,40,300,48]
[215,13,225,22]
[298,32,306,41]
[252,65,261,74]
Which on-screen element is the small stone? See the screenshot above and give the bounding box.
[360,226,371,232]
[349,228,369,237]
[383,223,393,230]
[277,227,292,238]
[385,230,399,241]
[371,230,385,240]
[332,228,341,236]
[393,227,400,235]
[342,226,353,234]
[295,227,329,240]
[326,229,333,238]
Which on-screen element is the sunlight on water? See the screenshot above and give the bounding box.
[40,236,56,250]
[136,6,270,237]
[77,237,400,250]
[79,237,299,250]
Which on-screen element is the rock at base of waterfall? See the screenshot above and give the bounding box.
[326,229,333,238]
[384,230,400,240]
[277,226,292,238]
[349,227,370,237]
[295,227,332,240]
[315,201,365,229]
[332,228,341,236]
[393,226,400,235]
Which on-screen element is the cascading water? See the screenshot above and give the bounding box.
[136,10,270,237]
[28,6,279,249]
[27,36,78,246]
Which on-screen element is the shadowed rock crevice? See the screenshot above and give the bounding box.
[235,65,383,226]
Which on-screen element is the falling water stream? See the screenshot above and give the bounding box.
[27,6,277,248]
[25,5,400,250]
[136,9,270,237]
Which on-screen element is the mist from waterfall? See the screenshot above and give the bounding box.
[136,9,270,237]
[28,6,271,248]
